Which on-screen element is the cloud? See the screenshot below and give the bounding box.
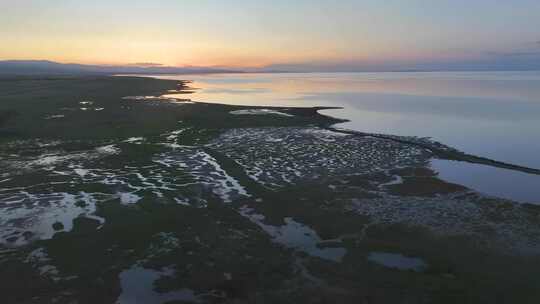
[486,51,540,58]
[260,49,540,72]
[128,62,164,67]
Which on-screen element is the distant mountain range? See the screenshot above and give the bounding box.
[2,59,540,76]
[0,60,241,75]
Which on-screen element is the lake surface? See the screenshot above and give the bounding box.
[150,72,540,203]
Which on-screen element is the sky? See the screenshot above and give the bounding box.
[1,0,540,71]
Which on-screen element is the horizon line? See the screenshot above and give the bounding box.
[1,59,540,74]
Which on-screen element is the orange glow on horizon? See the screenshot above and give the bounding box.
[0,33,431,69]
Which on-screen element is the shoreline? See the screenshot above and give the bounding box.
[143,75,540,177]
[2,75,540,303]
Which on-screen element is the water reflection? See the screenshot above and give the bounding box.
[157,72,540,168]
[149,72,540,203]
[367,252,428,272]
[432,159,540,204]
[117,266,200,304]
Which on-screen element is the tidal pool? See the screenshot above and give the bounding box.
[117,266,200,304]
[432,159,540,204]
[239,206,347,262]
[367,252,428,272]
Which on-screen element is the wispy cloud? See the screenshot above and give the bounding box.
[486,51,540,57]
[260,47,540,72]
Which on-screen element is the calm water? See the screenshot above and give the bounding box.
[367,252,428,272]
[151,72,540,203]
[432,160,540,204]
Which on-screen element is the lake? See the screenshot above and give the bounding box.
[151,72,540,204]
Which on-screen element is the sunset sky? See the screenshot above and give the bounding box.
[1,0,540,71]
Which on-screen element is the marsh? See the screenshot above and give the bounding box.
[1,76,540,303]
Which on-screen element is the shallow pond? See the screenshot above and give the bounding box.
[367,252,428,272]
[432,159,540,204]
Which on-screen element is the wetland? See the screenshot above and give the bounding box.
[1,75,540,304]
